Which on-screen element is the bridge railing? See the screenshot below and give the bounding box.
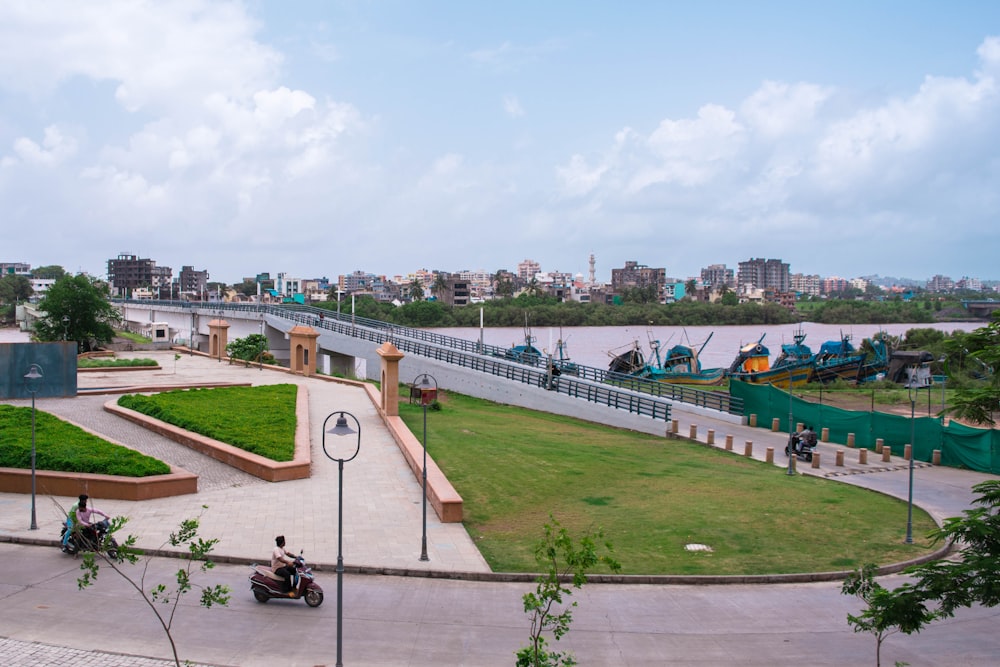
[119,300,737,416]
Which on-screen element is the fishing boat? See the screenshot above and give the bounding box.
[550,334,579,376]
[646,334,726,386]
[727,334,812,388]
[772,329,865,385]
[498,314,543,366]
[857,331,895,383]
[607,332,725,385]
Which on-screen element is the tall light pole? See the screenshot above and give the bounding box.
[905,362,930,544]
[412,373,438,561]
[23,364,43,530]
[323,411,362,667]
[61,315,69,341]
[786,365,796,476]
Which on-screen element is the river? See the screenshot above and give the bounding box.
[431,322,983,371]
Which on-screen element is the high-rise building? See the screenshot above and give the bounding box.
[611,261,666,292]
[107,253,156,298]
[737,258,789,293]
[178,265,209,297]
[517,259,541,282]
[700,264,735,289]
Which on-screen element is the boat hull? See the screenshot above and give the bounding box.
[650,367,727,386]
[729,365,812,389]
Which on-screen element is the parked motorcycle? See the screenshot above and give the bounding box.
[784,431,817,462]
[60,518,119,559]
[249,554,324,607]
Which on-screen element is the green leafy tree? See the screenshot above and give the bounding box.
[842,563,936,666]
[408,279,424,301]
[35,274,121,351]
[431,273,449,300]
[517,516,621,667]
[0,274,33,305]
[32,265,67,280]
[226,333,272,365]
[77,509,231,667]
[946,315,1000,424]
[684,279,697,300]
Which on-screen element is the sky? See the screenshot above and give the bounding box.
[2,1,999,286]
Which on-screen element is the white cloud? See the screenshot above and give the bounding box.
[503,95,525,118]
[8,125,77,166]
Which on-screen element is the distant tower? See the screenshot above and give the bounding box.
[588,253,596,285]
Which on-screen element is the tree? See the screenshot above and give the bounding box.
[32,265,67,280]
[226,333,272,365]
[685,279,697,300]
[77,510,231,667]
[843,480,1000,665]
[431,273,449,300]
[408,279,424,301]
[842,563,936,667]
[946,315,1000,425]
[35,274,121,351]
[517,515,621,667]
[0,273,33,304]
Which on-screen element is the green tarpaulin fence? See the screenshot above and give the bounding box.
[730,380,1000,474]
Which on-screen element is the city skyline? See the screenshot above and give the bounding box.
[2,2,999,284]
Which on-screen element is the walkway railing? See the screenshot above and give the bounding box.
[121,300,742,417]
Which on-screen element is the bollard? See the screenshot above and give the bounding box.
[771,418,780,432]
[859,449,868,465]
[836,450,844,467]
[811,452,821,469]
[932,449,941,465]
[882,447,892,463]
[875,438,883,454]
[671,419,679,434]
[744,441,753,457]
[725,434,733,451]
[847,433,856,448]
[707,429,715,445]
[904,444,912,461]
[766,447,774,464]
[821,427,829,442]
[689,424,698,440]
[749,414,757,427]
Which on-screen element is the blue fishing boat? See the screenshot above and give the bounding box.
[772,329,865,384]
[607,332,725,385]
[727,334,812,388]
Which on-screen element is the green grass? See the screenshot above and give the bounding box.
[0,405,170,476]
[398,391,939,575]
[78,357,158,368]
[117,385,298,461]
[116,330,152,343]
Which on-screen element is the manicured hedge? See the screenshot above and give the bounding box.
[78,358,158,368]
[0,405,170,477]
[117,384,297,461]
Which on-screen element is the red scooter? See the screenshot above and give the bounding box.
[249,554,324,607]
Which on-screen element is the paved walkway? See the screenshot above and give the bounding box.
[1,344,999,665]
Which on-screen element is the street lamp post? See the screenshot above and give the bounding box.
[23,364,44,530]
[786,366,796,476]
[61,315,69,341]
[412,374,438,561]
[322,411,362,667]
[905,363,930,544]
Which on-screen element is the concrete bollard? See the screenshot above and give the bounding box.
[766,447,774,464]
[932,449,941,465]
[707,429,715,445]
[847,433,855,448]
[904,444,912,461]
[749,414,757,427]
[689,424,698,440]
[744,441,753,458]
[811,452,821,469]
[875,438,883,454]
[882,447,892,463]
[836,450,844,467]
[671,419,679,434]
[859,449,868,465]
[821,427,829,442]
[771,418,780,432]
[725,434,733,451]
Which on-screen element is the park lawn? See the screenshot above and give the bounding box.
[0,405,170,476]
[117,384,297,461]
[398,392,938,576]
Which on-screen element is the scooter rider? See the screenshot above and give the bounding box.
[63,494,109,551]
[271,535,298,595]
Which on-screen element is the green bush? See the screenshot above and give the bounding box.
[78,357,158,368]
[0,405,170,476]
[118,384,297,461]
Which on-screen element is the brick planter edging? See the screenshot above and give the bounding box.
[380,413,463,523]
[0,467,198,500]
[103,386,312,483]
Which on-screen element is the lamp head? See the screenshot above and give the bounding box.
[328,414,357,437]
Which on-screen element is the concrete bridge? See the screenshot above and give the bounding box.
[116,300,742,438]
[962,299,1000,318]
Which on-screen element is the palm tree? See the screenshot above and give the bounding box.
[431,273,449,300]
[408,279,424,302]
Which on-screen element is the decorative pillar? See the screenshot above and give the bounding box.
[208,318,230,361]
[376,342,405,416]
[288,325,320,376]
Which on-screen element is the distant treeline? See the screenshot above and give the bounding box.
[315,295,940,329]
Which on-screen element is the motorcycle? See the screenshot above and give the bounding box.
[249,554,324,607]
[784,431,817,462]
[61,518,119,559]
